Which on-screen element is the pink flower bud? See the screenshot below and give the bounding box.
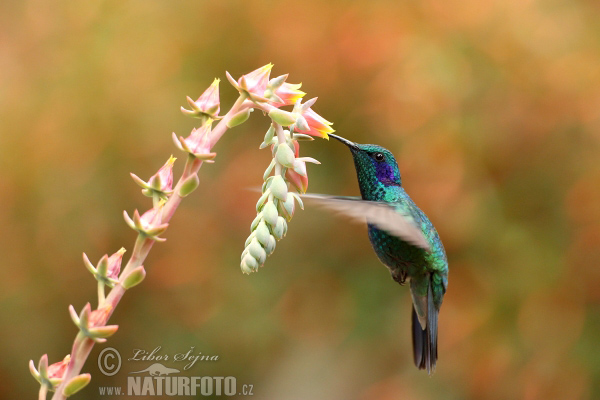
[106,248,126,280]
[47,355,70,381]
[291,139,300,157]
[124,201,169,241]
[89,305,112,327]
[226,64,273,102]
[290,98,334,138]
[239,64,272,95]
[173,122,217,161]
[140,202,164,231]
[69,303,119,343]
[148,156,176,192]
[286,169,309,193]
[181,78,221,120]
[269,82,306,107]
[295,108,334,138]
[194,78,220,117]
[184,123,211,155]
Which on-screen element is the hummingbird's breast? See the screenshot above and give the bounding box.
[365,188,448,284]
[368,223,429,280]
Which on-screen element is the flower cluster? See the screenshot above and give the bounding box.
[229,65,333,273]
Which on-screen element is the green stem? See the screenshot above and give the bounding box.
[97,281,105,306]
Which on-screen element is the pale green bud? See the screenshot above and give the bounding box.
[227,108,252,128]
[264,235,277,255]
[283,194,295,220]
[63,374,91,397]
[263,200,278,227]
[268,108,296,126]
[248,238,266,265]
[255,221,271,245]
[273,217,287,240]
[270,175,288,201]
[250,213,262,231]
[244,232,256,247]
[256,189,270,212]
[260,125,277,149]
[264,125,275,145]
[264,175,274,188]
[263,159,276,180]
[240,255,257,274]
[275,143,295,168]
[122,266,146,289]
[242,253,258,270]
[179,174,199,197]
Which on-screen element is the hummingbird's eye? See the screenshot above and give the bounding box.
[374,152,385,162]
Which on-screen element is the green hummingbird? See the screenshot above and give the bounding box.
[304,133,448,374]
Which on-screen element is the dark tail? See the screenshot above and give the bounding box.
[411,282,438,374]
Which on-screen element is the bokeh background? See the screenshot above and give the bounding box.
[1,0,600,399]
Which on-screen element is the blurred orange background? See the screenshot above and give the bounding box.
[1,1,599,399]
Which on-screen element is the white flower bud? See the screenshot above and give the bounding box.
[275,142,295,168]
[241,255,257,274]
[264,235,277,255]
[255,221,271,245]
[248,238,267,265]
[273,217,287,240]
[270,175,288,201]
[262,200,279,227]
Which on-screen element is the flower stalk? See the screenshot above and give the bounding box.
[30,64,332,399]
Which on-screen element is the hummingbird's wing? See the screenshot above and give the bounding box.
[301,193,431,251]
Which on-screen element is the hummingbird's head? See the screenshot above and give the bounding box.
[329,133,401,199]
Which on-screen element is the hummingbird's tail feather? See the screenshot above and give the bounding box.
[411,280,438,375]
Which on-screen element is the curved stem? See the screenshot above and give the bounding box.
[49,94,250,400]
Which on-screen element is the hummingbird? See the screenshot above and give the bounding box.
[304,133,448,374]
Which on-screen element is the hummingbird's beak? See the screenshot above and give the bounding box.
[328,133,359,150]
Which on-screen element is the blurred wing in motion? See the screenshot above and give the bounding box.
[301,193,430,251]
